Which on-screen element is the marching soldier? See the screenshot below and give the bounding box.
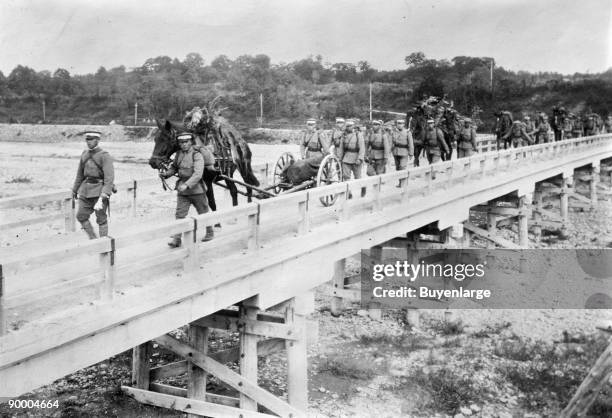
[457,118,478,158]
[329,117,345,156]
[72,131,115,239]
[160,132,214,247]
[365,120,391,175]
[391,119,414,170]
[572,115,584,138]
[299,118,330,159]
[605,116,612,133]
[523,116,536,142]
[423,119,449,164]
[535,113,550,144]
[338,119,365,180]
[503,121,533,147]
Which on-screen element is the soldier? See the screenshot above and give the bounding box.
[423,119,449,164]
[72,131,115,239]
[523,116,536,142]
[605,116,612,133]
[365,120,391,175]
[503,121,533,147]
[299,118,330,159]
[329,117,345,156]
[160,132,214,247]
[534,113,550,144]
[572,114,584,138]
[337,119,365,180]
[457,118,478,158]
[391,119,414,170]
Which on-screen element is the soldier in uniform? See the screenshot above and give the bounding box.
[523,116,536,143]
[457,118,478,158]
[503,121,533,147]
[365,120,391,175]
[329,117,345,156]
[72,131,115,239]
[338,119,365,180]
[299,118,330,159]
[605,116,612,133]
[535,113,550,144]
[423,119,449,164]
[160,132,214,247]
[571,114,584,138]
[391,119,414,170]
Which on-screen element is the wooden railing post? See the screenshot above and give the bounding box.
[297,193,310,235]
[400,172,410,204]
[182,219,198,273]
[372,177,382,212]
[247,206,260,250]
[62,197,74,232]
[99,237,116,302]
[131,180,138,217]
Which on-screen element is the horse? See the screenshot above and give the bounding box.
[439,108,460,160]
[148,118,259,211]
[494,111,513,150]
[549,107,568,142]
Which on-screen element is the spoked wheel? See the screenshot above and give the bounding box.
[316,154,343,206]
[273,152,296,194]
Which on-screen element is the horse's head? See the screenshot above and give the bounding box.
[149,119,178,169]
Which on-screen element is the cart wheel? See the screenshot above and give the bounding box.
[316,154,342,206]
[273,152,296,194]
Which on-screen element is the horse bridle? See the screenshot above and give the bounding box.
[154,126,178,191]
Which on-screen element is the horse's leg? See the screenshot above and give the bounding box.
[226,169,239,207]
[205,178,216,212]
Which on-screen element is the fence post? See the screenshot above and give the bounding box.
[400,172,410,204]
[182,219,198,273]
[297,193,310,235]
[247,205,260,251]
[62,197,73,232]
[372,177,382,212]
[132,180,138,217]
[99,238,116,301]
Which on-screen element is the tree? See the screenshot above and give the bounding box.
[405,52,426,67]
[7,65,39,95]
[211,55,232,72]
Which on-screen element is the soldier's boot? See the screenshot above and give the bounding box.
[201,226,214,242]
[99,223,109,238]
[167,234,182,248]
[81,220,98,240]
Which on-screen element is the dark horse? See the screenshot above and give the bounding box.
[549,106,568,142]
[494,111,513,150]
[148,117,259,210]
[439,108,460,160]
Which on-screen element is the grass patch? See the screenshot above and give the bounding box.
[472,322,512,338]
[319,355,378,380]
[5,175,32,183]
[359,332,432,352]
[430,319,465,336]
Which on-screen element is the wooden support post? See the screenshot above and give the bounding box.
[518,195,530,248]
[99,238,116,301]
[532,188,543,242]
[132,342,151,390]
[285,297,308,412]
[187,324,209,418]
[590,163,600,204]
[560,175,572,236]
[487,204,497,249]
[331,258,346,316]
[368,246,383,320]
[372,177,382,212]
[239,302,259,411]
[405,232,420,328]
[247,208,260,251]
[561,340,612,417]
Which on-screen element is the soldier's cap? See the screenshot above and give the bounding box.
[524,116,530,120]
[335,117,345,123]
[306,118,316,125]
[372,120,381,125]
[83,131,102,139]
[345,119,355,126]
[177,132,194,142]
[426,119,435,123]
[396,119,405,124]
[463,118,472,123]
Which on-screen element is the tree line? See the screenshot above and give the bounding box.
[1,52,611,130]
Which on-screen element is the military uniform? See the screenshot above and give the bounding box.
[457,125,477,158]
[300,129,330,159]
[535,118,550,144]
[163,136,214,246]
[572,118,583,138]
[72,142,114,239]
[338,129,365,180]
[605,117,612,134]
[365,126,391,175]
[391,127,414,170]
[504,121,533,147]
[523,118,535,142]
[423,126,449,164]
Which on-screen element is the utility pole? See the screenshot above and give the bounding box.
[134,102,138,125]
[490,59,494,94]
[259,93,263,127]
[42,99,46,122]
[369,82,373,121]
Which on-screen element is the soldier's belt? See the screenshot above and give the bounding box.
[307,146,321,151]
[393,143,409,148]
[344,148,359,152]
[371,145,385,150]
[84,177,103,183]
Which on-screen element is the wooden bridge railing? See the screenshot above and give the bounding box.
[1,134,610,335]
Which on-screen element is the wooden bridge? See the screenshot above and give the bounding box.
[1,134,611,417]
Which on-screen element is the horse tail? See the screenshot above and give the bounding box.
[235,140,260,187]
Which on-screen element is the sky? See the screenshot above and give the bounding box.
[1,0,611,76]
